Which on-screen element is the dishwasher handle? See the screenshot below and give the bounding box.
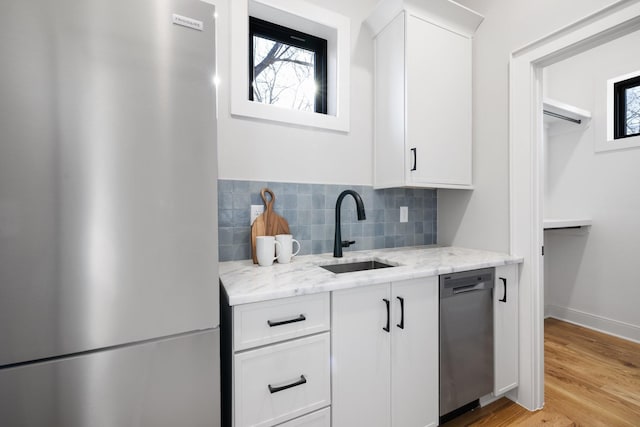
[452,282,492,294]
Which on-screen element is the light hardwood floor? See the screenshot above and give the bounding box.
[443,318,640,426]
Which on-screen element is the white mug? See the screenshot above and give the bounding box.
[275,234,301,264]
[256,236,281,267]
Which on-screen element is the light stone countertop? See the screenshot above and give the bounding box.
[219,246,523,306]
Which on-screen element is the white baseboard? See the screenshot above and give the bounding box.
[545,304,640,344]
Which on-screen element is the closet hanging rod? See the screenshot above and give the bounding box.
[543,109,582,124]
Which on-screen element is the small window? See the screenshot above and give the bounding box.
[613,74,640,139]
[249,17,327,114]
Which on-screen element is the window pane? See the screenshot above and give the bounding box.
[626,85,640,135]
[252,36,317,112]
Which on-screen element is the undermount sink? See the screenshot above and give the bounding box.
[320,260,395,274]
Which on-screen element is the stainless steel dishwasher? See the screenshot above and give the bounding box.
[439,268,494,422]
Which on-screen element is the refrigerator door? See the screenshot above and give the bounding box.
[0,329,220,426]
[0,0,218,366]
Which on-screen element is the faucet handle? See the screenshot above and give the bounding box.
[342,240,356,248]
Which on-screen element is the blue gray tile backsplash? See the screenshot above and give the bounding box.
[218,180,437,262]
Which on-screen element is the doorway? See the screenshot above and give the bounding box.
[509,0,640,411]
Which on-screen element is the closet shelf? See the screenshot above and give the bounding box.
[543,218,592,230]
[543,98,591,125]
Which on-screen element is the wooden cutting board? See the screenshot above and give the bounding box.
[250,188,290,264]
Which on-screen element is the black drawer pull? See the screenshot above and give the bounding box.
[267,314,306,327]
[383,298,390,332]
[268,375,307,394]
[499,277,507,302]
[397,296,405,329]
[410,148,417,171]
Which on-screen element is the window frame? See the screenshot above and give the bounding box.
[249,16,328,114]
[613,74,640,139]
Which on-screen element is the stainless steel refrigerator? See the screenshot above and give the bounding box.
[0,0,220,425]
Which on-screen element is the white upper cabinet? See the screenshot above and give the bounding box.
[367,0,483,189]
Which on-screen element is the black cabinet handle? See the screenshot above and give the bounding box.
[396,296,405,329]
[410,148,417,171]
[383,298,390,332]
[267,314,306,327]
[499,277,507,302]
[268,375,307,394]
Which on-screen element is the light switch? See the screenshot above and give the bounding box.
[400,206,408,223]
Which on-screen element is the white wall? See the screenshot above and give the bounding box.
[209,0,377,185]
[438,0,615,251]
[543,30,640,342]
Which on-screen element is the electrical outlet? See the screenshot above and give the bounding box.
[250,205,264,225]
[400,206,408,223]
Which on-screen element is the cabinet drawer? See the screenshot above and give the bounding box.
[278,407,330,427]
[233,293,330,351]
[234,333,331,427]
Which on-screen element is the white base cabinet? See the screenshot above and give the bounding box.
[222,293,331,427]
[331,277,439,427]
[494,264,519,395]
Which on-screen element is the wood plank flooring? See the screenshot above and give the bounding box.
[442,318,640,426]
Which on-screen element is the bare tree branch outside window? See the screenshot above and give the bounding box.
[252,36,317,112]
[626,85,640,135]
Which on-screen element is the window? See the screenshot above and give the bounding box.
[249,17,328,114]
[613,74,640,139]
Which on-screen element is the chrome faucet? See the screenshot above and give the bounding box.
[333,190,366,257]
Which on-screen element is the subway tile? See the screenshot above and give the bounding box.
[385,209,397,223]
[218,180,233,194]
[311,224,327,240]
[298,209,312,225]
[283,210,298,226]
[218,192,232,209]
[298,194,312,210]
[363,223,376,237]
[233,180,250,192]
[384,222,396,236]
[372,209,385,223]
[311,209,325,225]
[234,244,251,260]
[218,245,235,262]
[297,183,312,194]
[385,236,395,248]
[232,192,250,210]
[296,225,311,241]
[311,184,326,195]
[298,240,312,255]
[283,182,298,195]
[218,227,233,245]
[233,228,250,245]
[280,194,298,209]
[217,179,437,261]
[232,209,250,227]
[312,193,325,210]
[219,209,233,228]
[350,223,363,237]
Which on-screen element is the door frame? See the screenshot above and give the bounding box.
[509,0,640,411]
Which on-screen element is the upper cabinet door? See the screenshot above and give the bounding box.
[406,15,472,187]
